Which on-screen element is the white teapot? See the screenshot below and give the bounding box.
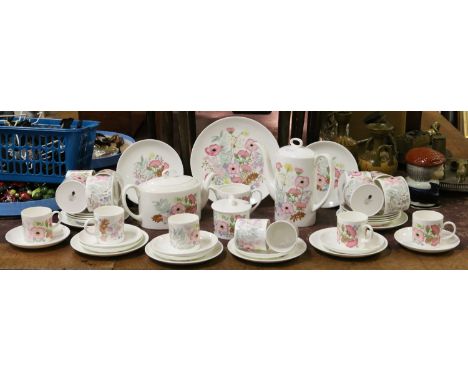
[261,138,334,227]
[122,173,214,229]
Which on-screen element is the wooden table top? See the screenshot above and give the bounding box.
[1,111,467,270]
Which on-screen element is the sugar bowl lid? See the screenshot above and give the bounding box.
[405,147,446,167]
[211,195,251,214]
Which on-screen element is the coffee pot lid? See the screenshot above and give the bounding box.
[279,138,316,159]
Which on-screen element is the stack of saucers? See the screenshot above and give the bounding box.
[338,204,408,230]
[145,231,224,265]
[63,210,94,227]
[70,224,149,256]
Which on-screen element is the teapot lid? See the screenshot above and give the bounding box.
[211,195,251,214]
[139,174,199,192]
[279,138,316,159]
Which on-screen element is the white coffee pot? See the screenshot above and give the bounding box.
[122,173,214,229]
[261,138,334,227]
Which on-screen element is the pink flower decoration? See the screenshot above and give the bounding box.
[162,162,169,170]
[243,243,255,251]
[413,228,425,243]
[431,236,440,246]
[148,159,161,168]
[431,224,441,236]
[205,144,222,156]
[245,139,258,151]
[226,127,235,134]
[295,168,304,174]
[186,205,197,214]
[187,193,197,205]
[346,239,359,248]
[231,176,243,183]
[288,187,301,196]
[296,202,307,209]
[281,203,294,215]
[190,230,199,243]
[170,203,186,215]
[30,226,46,240]
[334,168,341,188]
[295,176,310,188]
[228,163,239,174]
[316,175,329,191]
[237,150,250,158]
[276,162,282,171]
[241,164,252,172]
[215,220,229,233]
[346,224,357,238]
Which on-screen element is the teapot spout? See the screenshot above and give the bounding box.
[258,143,276,201]
[201,172,215,208]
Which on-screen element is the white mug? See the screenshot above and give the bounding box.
[412,210,456,247]
[21,207,62,243]
[84,205,125,244]
[168,213,200,250]
[336,211,374,249]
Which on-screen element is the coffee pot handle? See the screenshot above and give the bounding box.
[310,153,335,212]
[121,184,142,222]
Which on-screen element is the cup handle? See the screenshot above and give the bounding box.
[208,186,218,201]
[83,218,98,236]
[250,190,262,213]
[442,221,456,240]
[121,184,142,222]
[50,211,62,228]
[361,224,374,244]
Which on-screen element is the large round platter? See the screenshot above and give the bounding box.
[117,139,184,203]
[190,116,279,201]
[307,140,358,208]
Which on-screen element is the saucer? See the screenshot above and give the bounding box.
[62,213,86,227]
[394,227,460,253]
[145,241,224,265]
[321,228,386,255]
[235,245,287,260]
[79,224,142,248]
[5,224,71,249]
[371,212,408,231]
[150,231,218,257]
[228,238,306,263]
[70,231,149,257]
[309,228,388,258]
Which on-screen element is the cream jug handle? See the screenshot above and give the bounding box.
[310,153,335,212]
[121,184,142,222]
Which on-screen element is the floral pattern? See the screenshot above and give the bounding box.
[152,193,199,225]
[133,153,170,185]
[86,174,115,212]
[274,162,312,223]
[201,127,264,188]
[316,157,343,191]
[337,223,360,248]
[213,211,248,240]
[234,218,269,252]
[24,218,54,242]
[413,223,441,246]
[170,221,200,249]
[66,170,95,184]
[378,176,410,214]
[97,216,124,242]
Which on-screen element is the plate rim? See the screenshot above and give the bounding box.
[145,241,224,264]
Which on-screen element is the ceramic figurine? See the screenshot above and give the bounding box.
[405,147,446,208]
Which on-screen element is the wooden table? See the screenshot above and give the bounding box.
[1,112,467,270]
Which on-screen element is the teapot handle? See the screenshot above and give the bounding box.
[121,184,142,222]
[310,153,335,212]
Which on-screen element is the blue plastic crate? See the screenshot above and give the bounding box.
[0,117,99,183]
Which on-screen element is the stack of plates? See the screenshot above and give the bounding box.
[145,231,224,265]
[63,210,129,228]
[339,204,408,230]
[227,238,307,263]
[70,224,149,256]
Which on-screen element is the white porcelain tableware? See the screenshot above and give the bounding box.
[79,224,142,249]
[145,241,224,265]
[21,206,62,243]
[6,224,70,249]
[375,176,410,214]
[266,220,298,253]
[168,213,200,250]
[228,238,307,263]
[212,195,259,240]
[234,218,270,252]
[71,230,149,257]
[209,183,263,205]
[122,173,214,230]
[336,211,374,249]
[262,138,334,227]
[395,227,460,253]
[117,139,184,203]
[191,116,279,202]
[85,169,122,212]
[411,210,456,248]
[307,140,358,208]
[309,228,388,258]
[56,170,96,214]
[321,227,385,255]
[83,205,125,244]
[151,231,218,257]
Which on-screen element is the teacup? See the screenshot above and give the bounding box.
[85,170,121,212]
[265,220,298,253]
[375,176,410,214]
[168,213,200,250]
[209,183,263,205]
[84,205,125,244]
[412,210,456,247]
[340,171,373,206]
[234,218,270,252]
[21,206,62,243]
[336,211,374,249]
